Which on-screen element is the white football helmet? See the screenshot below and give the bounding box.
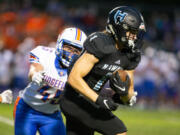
[56,27,87,67]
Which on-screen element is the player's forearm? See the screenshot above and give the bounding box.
[68,52,99,102]
[126,70,135,99]
[28,63,44,80]
[128,81,134,99]
[68,75,98,102]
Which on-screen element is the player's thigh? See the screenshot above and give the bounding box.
[93,112,127,135]
[61,96,126,135]
[14,99,37,135]
[15,118,37,135]
[38,113,66,135]
[66,116,94,135]
[38,120,66,135]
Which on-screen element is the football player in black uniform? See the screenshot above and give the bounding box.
[60,6,146,135]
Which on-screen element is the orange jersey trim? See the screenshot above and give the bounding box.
[13,96,21,119]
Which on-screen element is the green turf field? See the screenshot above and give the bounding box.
[0,104,180,135]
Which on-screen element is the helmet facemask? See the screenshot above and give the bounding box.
[61,42,82,67]
[121,25,145,53]
[107,23,140,52]
[55,27,87,68]
[56,39,83,68]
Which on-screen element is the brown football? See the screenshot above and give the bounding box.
[115,70,128,82]
[114,70,131,102]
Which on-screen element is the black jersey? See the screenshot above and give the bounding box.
[67,32,141,93]
[82,32,141,92]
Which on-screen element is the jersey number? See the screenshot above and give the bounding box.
[38,85,62,104]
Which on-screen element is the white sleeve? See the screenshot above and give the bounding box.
[29,46,54,64]
[29,45,55,68]
[29,46,42,64]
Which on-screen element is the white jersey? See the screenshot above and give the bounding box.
[22,46,68,114]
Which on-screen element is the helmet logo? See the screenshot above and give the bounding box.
[139,22,146,31]
[114,10,127,24]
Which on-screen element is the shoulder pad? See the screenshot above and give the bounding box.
[84,32,116,59]
[29,46,55,63]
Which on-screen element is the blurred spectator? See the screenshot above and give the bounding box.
[11,37,35,90]
[0,41,13,91]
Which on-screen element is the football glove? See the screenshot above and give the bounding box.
[109,72,130,96]
[112,91,138,106]
[112,93,125,105]
[32,71,45,85]
[1,89,13,104]
[129,91,138,106]
[95,95,118,111]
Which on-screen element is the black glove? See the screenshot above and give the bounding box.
[95,95,118,111]
[112,93,125,105]
[109,72,130,96]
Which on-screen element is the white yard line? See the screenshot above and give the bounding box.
[0,116,14,126]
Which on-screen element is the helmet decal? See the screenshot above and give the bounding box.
[139,22,146,31]
[114,10,127,25]
[75,28,82,41]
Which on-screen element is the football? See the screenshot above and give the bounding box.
[110,69,131,96]
[115,70,129,82]
[114,70,131,103]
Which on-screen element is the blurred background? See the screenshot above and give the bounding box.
[0,0,180,110]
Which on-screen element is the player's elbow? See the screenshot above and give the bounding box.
[68,73,74,85]
[68,71,81,86]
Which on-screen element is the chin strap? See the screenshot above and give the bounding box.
[61,50,80,68]
[128,40,135,52]
[61,58,70,67]
[106,24,119,42]
[128,39,140,53]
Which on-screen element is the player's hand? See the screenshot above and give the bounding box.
[128,91,138,106]
[112,93,125,105]
[32,71,45,85]
[1,89,13,104]
[95,95,118,111]
[109,72,130,96]
[112,91,138,106]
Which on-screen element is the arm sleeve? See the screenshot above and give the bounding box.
[29,46,41,64]
[29,46,51,64]
[29,46,55,65]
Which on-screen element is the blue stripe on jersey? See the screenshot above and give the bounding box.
[42,93,49,102]
[39,86,50,93]
[39,86,51,102]
[54,90,62,98]
[29,59,39,63]
[29,52,40,63]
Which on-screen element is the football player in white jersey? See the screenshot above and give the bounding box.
[0,89,12,104]
[13,27,87,135]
